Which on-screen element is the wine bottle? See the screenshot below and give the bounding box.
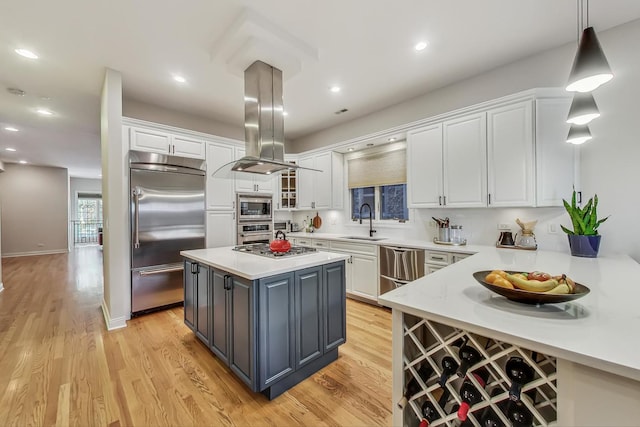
[506,357,534,402]
[418,400,439,427]
[397,364,434,409]
[506,399,534,427]
[456,344,482,377]
[457,368,490,422]
[438,356,459,387]
[479,388,506,427]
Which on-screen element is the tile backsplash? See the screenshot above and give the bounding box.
[283,207,571,252]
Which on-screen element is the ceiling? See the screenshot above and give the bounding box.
[2,0,640,178]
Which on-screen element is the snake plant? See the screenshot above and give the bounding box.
[561,190,609,235]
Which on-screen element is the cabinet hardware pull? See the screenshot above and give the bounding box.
[439,196,442,206]
[132,187,142,249]
[577,191,582,204]
[432,256,445,261]
[443,196,446,205]
[140,266,184,276]
[488,193,491,205]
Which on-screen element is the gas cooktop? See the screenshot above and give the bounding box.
[232,243,318,258]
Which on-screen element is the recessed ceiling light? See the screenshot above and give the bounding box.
[330,86,341,93]
[388,137,396,142]
[15,48,38,59]
[414,41,428,51]
[5,148,17,152]
[347,148,354,152]
[173,75,187,83]
[36,108,53,116]
[4,127,19,132]
[19,160,27,164]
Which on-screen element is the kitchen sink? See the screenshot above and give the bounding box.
[340,236,388,241]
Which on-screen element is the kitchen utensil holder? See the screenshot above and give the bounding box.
[438,227,450,243]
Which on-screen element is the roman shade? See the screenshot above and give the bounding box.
[348,148,406,188]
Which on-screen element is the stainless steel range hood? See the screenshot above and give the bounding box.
[213,60,320,176]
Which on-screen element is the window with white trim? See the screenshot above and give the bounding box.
[348,143,408,222]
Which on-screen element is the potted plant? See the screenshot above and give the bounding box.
[561,190,609,258]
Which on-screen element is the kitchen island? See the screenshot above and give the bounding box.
[181,246,349,399]
[378,248,640,426]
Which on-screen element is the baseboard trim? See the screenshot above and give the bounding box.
[101,299,128,331]
[2,249,69,258]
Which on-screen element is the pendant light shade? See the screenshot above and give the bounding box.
[567,92,600,125]
[566,124,592,144]
[566,27,613,92]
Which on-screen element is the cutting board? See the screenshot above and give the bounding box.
[312,212,322,229]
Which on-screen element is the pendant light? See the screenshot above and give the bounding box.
[567,91,600,125]
[566,124,593,145]
[566,0,613,92]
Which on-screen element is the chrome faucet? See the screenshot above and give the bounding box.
[359,203,376,237]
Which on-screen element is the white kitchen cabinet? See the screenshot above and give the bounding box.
[425,249,471,275]
[408,113,486,208]
[535,98,575,206]
[206,210,236,248]
[350,254,378,300]
[487,101,534,207]
[206,141,235,210]
[443,113,487,207]
[233,148,275,194]
[297,151,343,210]
[129,126,205,159]
[407,124,443,208]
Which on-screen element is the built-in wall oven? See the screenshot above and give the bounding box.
[379,245,425,295]
[237,222,272,245]
[236,193,273,244]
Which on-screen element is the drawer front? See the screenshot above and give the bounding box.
[425,263,445,275]
[425,250,451,265]
[451,253,470,263]
[295,239,313,247]
[330,240,377,255]
[312,239,330,249]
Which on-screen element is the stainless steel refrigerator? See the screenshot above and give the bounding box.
[130,151,206,315]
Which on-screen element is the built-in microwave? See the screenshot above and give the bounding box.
[237,193,273,222]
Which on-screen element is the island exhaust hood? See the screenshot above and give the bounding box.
[213,60,320,176]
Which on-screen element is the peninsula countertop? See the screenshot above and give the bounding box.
[181,246,349,280]
[377,247,640,382]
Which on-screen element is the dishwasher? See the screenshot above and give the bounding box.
[379,245,425,295]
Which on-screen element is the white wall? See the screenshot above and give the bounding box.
[0,164,69,257]
[289,19,640,261]
[101,68,129,330]
[123,98,244,141]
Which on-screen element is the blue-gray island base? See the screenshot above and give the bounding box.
[182,256,346,400]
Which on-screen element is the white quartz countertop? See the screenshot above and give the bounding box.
[377,247,640,381]
[286,232,485,254]
[181,247,349,280]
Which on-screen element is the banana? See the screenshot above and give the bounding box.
[506,274,559,292]
[544,283,572,294]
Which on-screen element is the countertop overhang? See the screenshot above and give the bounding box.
[378,247,640,382]
[181,247,349,280]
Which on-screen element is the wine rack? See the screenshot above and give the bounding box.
[402,314,557,427]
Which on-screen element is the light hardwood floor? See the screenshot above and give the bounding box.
[0,247,392,426]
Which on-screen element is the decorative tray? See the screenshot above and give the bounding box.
[472,270,590,304]
[496,243,537,251]
[433,238,467,246]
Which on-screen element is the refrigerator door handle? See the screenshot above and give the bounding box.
[139,265,184,276]
[133,187,142,248]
